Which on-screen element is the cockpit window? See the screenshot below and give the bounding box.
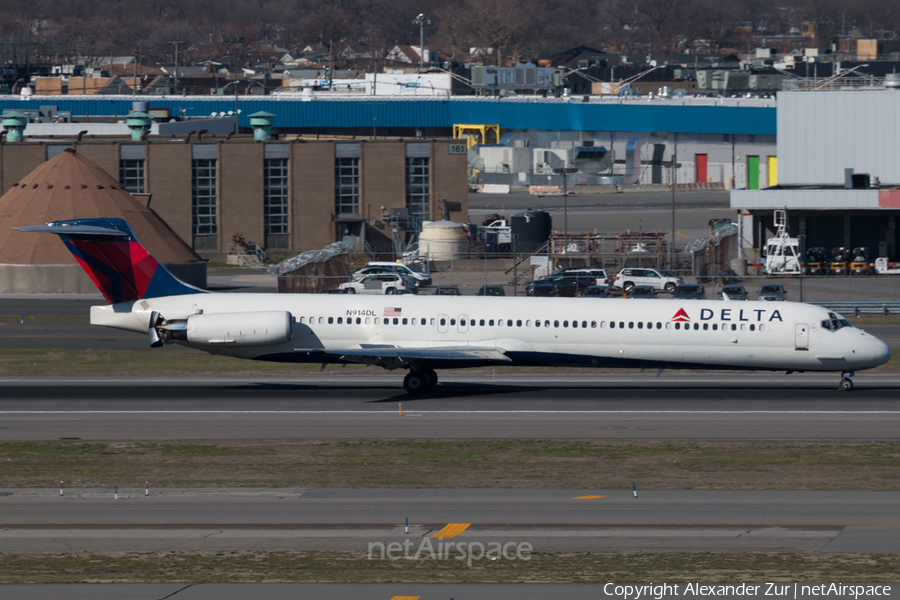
[822,317,852,331]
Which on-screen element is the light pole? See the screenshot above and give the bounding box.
[412,13,432,69]
[169,41,182,94]
[553,167,578,255]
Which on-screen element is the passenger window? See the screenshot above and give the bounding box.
[554,320,560,328]
[299,317,306,324]
[592,321,597,328]
[490,319,495,326]
[693,323,699,330]
[545,320,550,327]
[393,318,399,325]
[675,323,680,330]
[740,324,746,331]
[656,323,661,329]
[366,317,371,324]
[573,321,578,328]
[450,319,456,326]
[703,323,708,330]
[440,318,446,326]
[411,318,417,325]
[507,319,513,327]
[517,320,522,327]
[610,322,616,329]
[638,322,643,329]
[328,317,334,324]
[430,318,435,326]
[712,323,717,330]
[731,324,737,331]
[402,318,408,325]
[628,322,634,329]
[759,324,765,331]
[750,324,756,331]
[583,321,588,328]
[422,320,427,326]
[563,321,569,328]
[526,320,531,327]
[665,322,671,330]
[339,317,345,324]
[536,320,541,328]
[480,319,485,326]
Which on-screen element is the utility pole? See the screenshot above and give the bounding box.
[169,41,182,94]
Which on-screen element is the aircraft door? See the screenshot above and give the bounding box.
[458,314,469,334]
[795,323,809,350]
[437,314,449,333]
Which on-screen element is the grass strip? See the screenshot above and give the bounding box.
[3,440,900,490]
[0,551,899,583]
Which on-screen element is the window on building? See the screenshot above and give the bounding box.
[335,157,359,215]
[119,159,144,193]
[192,158,217,249]
[406,157,430,219]
[264,158,289,249]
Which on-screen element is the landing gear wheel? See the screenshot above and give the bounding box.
[403,371,428,394]
[839,378,853,392]
[421,368,438,392]
[664,282,676,294]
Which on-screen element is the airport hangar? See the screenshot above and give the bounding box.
[0,95,779,274]
[731,88,900,264]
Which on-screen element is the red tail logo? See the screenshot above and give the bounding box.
[671,308,691,322]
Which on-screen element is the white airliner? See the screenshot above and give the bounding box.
[19,218,892,394]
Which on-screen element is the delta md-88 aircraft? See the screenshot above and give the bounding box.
[19,218,891,394]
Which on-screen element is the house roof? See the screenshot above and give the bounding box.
[0,148,201,266]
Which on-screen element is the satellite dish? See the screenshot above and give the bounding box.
[674,89,687,98]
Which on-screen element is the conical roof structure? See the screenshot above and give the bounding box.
[0,148,201,266]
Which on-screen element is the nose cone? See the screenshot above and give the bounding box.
[861,336,892,369]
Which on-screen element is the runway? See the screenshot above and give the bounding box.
[2,374,900,440]
[2,489,899,553]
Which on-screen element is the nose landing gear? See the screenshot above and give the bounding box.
[403,368,438,394]
[839,371,855,392]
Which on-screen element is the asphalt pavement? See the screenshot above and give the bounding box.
[1,374,900,440]
[2,489,899,553]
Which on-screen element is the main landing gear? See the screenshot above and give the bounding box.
[839,371,855,392]
[403,368,438,394]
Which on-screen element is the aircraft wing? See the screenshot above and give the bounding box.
[307,345,511,369]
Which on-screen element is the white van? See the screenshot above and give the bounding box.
[365,262,432,287]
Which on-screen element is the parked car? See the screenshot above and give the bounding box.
[339,273,416,295]
[624,285,657,299]
[552,267,611,286]
[434,286,461,296]
[672,284,706,300]
[477,285,506,296]
[758,283,787,301]
[718,284,748,300]
[581,285,611,297]
[320,288,350,294]
[527,281,558,297]
[352,266,420,289]
[613,268,682,293]
[525,275,581,297]
[364,261,432,287]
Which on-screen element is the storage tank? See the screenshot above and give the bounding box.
[419,220,467,260]
[511,210,551,253]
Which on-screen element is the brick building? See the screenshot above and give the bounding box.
[0,135,469,261]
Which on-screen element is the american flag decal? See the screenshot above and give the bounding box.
[384,307,402,317]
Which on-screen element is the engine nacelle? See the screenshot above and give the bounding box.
[176,311,293,347]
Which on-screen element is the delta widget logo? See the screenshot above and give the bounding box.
[671,308,690,322]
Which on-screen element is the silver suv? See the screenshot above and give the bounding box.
[613,268,682,293]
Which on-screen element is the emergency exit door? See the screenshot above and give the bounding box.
[795,323,809,350]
